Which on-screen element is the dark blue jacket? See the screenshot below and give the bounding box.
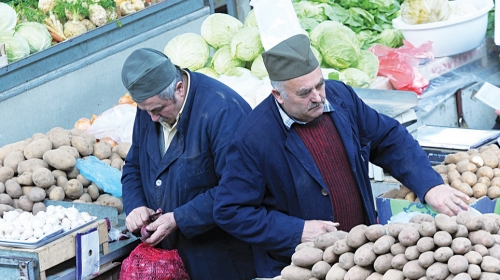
[214,80,443,277]
[122,71,256,280]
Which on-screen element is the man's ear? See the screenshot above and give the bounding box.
[176,81,185,97]
[271,89,284,104]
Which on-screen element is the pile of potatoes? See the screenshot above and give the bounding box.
[399,144,500,205]
[0,126,131,217]
[277,212,500,280]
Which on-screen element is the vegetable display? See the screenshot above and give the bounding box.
[276,212,500,279]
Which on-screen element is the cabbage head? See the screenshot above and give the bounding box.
[211,45,245,75]
[374,29,403,48]
[201,13,243,49]
[196,67,219,79]
[400,0,451,24]
[250,54,268,79]
[0,30,30,63]
[0,3,17,31]
[318,24,360,69]
[309,20,343,48]
[311,45,322,66]
[164,33,209,71]
[230,27,264,62]
[350,50,379,80]
[340,68,372,88]
[224,67,253,77]
[243,9,258,28]
[16,22,52,54]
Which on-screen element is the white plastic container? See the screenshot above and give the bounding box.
[392,0,494,57]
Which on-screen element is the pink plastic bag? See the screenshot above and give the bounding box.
[369,40,434,95]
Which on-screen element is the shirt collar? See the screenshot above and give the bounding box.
[275,98,334,130]
[160,70,190,130]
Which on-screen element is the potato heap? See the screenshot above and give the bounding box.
[278,212,500,280]
[0,126,130,217]
[400,144,500,205]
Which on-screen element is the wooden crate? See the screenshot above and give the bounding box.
[0,219,109,280]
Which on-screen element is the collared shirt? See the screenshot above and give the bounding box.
[274,98,334,130]
[160,70,191,151]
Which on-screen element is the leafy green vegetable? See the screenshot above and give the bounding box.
[373,28,403,48]
[15,22,52,53]
[210,45,245,75]
[230,26,264,62]
[0,2,17,30]
[196,67,219,79]
[201,13,243,49]
[318,24,361,69]
[250,54,268,79]
[309,20,343,48]
[350,50,379,80]
[53,0,89,23]
[243,9,257,28]
[0,30,30,62]
[341,67,372,88]
[163,33,210,71]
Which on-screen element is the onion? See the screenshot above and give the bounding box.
[90,114,98,124]
[100,136,117,148]
[74,118,91,131]
[118,93,134,105]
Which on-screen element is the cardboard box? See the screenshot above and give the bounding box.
[376,188,500,224]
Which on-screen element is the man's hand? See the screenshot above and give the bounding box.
[143,212,178,247]
[301,220,339,243]
[126,206,155,233]
[424,184,470,216]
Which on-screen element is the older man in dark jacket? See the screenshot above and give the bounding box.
[213,34,470,277]
[121,48,256,280]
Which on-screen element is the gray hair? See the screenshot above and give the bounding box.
[270,80,289,99]
[158,67,183,100]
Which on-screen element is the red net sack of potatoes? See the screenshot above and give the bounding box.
[120,243,190,280]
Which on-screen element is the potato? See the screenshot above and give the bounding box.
[474,244,489,256]
[404,245,420,261]
[314,231,348,250]
[448,170,462,184]
[472,183,487,198]
[18,195,33,211]
[434,231,453,247]
[16,172,33,186]
[468,230,494,248]
[93,141,112,160]
[32,202,46,215]
[12,198,20,209]
[447,255,469,275]
[456,211,483,231]
[390,243,407,256]
[111,158,124,170]
[451,237,472,254]
[339,252,355,270]
[480,151,499,168]
[101,159,111,165]
[0,182,4,193]
[476,166,494,180]
[76,174,90,188]
[291,246,323,267]
[28,187,46,202]
[43,149,76,171]
[311,261,331,279]
[453,224,469,239]
[5,178,22,198]
[78,193,92,203]
[48,132,71,149]
[347,224,368,248]
[280,264,313,280]
[456,183,474,197]
[416,237,434,253]
[344,265,372,280]
[433,165,448,174]
[71,136,94,156]
[481,216,499,234]
[23,138,53,159]
[409,214,434,224]
[322,245,338,263]
[390,254,408,270]
[0,193,13,205]
[0,140,30,165]
[387,223,406,238]
[494,168,500,178]
[462,172,478,187]
[58,146,80,159]
[402,260,426,279]
[478,272,500,280]
[94,194,123,213]
[87,184,100,201]
[447,163,457,172]
[48,186,65,201]
[381,269,404,280]
[457,160,477,174]
[477,176,490,187]
[295,241,314,251]
[52,170,67,179]
[21,186,32,196]
[451,179,464,190]
[3,151,25,173]
[57,176,68,188]
[32,167,55,188]
[426,262,450,280]
[398,227,420,246]
[373,235,395,255]
[464,251,482,265]
[64,179,84,199]
[0,204,15,217]
[66,166,80,179]
[490,177,500,187]
[487,186,500,199]
[418,221,437,237]
[373,253,393,274]
[354,242,376,266]
[404,192,416,202]
[434,213,458,234]
[480,256,500,273]
[434,246,454,262]
[0,166,14,184]
[109,152,122,162]
[445,152,469,164]
[116,141,132,159]
[469,154,484,168]
[417,251,435,268]
[325,263,346,280]
[467,264,481,279]
[366,272,383,280]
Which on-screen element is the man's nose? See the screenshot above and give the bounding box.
[149,112,160,122]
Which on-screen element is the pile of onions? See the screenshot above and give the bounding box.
[118,93,136,107]
[74,118,91,131]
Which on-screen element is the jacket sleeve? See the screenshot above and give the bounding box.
[174,101,251,239]
[341,83,443,202]
[121,108,148,215]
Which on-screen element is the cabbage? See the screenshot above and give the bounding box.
[224,67,253,77]
[311,45,322,66]
[0,3,17,31]
[201,13,243,49]
[243,9,258,28]
[321,68,346,83]
[340,68,372,88]
[230,27,264,62]
[309,20,343,48]
[250,54,268,79]
[163,33,209,71]
[15,22,52,54]
[400,0,451,24]
[350,50,379,80]
[210,45,245,75]
[195,67,219,79]
[318,24,360,69]
[0,30,30,63]
[373,29,404,48]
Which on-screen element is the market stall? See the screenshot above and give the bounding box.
[1,0,500,279]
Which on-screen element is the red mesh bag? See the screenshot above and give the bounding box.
[120,243,190,280]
